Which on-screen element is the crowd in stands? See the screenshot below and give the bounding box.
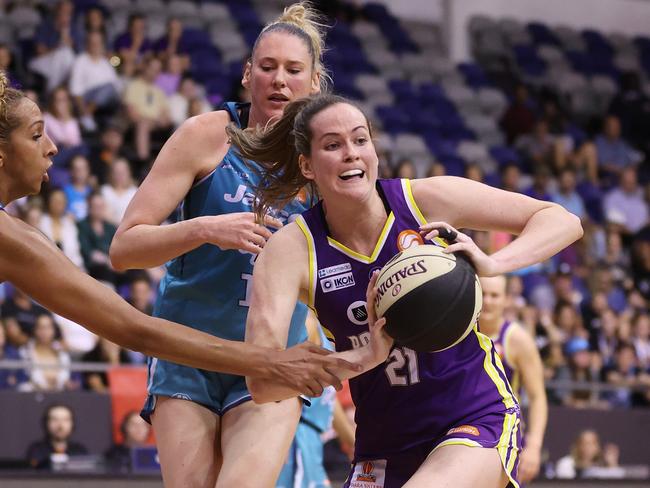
[0,0,650,476]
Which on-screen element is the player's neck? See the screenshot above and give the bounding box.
[323,191,386,255]
[480,316,505,337]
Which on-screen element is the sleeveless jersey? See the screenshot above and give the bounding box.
[300,326,336,434]
[153,102,309,345]
[494,321,521,395]
[296,178,518,458]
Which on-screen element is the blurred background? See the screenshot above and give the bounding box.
[0,0,649,486]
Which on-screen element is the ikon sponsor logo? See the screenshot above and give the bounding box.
[320,272,355,293]
[318,262,352,279]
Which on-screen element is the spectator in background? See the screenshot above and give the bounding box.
[77,192,118,286]
[156,54,184,97]
[26,404,88,469]
[28,0,78,92]
[105,411,152,473]
[125,275,154,364]
[63,155,94,222]
[499,162,522,193]
[609,71,650,154]
[76,5,110,53]
[38,188,85,269]
[555,429,603,478]
[44,87,85,167]
[465,163,484,182]
[631,226,650,300]
[123,57,172,161]
[0,322,25,389]
[500,83,537,144]
[524,166,553,202]
[603,167,649,235]
[1,287,50,347]
[169,76,211,128]
[552,168,586,220]
[100,159,138,226]
[590,265,627,314]
[0,43,25,88]
[604,342,643,407]
[18,314,78,392]
[153,18,190,69]
[114,14,152,75]
[393,158,416,179]
[595,114,643,179]
[129,275,154,316]
[88,124,133,184]
[426,161,446,177]
[69,31,122,132]
[81,337,131,392]
[552,336,603,408]
[516,119,556,170]
[632,313,650,370]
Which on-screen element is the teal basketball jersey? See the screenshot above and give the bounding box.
[143,102,310,417]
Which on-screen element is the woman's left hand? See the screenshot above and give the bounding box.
[420,221,501,277]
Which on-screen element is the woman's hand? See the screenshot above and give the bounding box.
[366,271,393,364]
[419,221,502,277]
[198,212,283,254]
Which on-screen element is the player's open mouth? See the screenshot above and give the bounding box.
[268,93,289,102]
[339,169,365,180]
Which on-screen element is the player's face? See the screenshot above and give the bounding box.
[479,275,507,323]
[301,103,378,203]
[243,31,319,124]
[0,99,56,198]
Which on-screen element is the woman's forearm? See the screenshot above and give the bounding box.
[110,218,207,270]
[490,206,583,274]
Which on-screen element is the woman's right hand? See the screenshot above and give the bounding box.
[199,212,283,254]
[366,271,393,364]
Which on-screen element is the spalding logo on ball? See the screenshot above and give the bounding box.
[374,243,482,352]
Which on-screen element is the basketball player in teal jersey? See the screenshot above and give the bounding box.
[0,75,353,397]
[228,94,583,487]
[109,4,335,487]
[480,275,548,484]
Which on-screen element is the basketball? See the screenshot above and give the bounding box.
[374,244,482,352]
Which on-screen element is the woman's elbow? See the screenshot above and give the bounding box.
[567,210,584,242]
[108,238,130,271]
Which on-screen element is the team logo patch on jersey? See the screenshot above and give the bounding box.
[318,263,352,279]
[321,272,355,293]
[171,393,192,401]
[347,301,369,325]
[397,229,423,251]
[350,459,386,487]
[446,425,480,436]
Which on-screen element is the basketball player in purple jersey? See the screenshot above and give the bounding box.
[228,94,583,487]
[480,275,548,484]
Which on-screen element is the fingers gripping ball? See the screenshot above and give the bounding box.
[373,245,482,352]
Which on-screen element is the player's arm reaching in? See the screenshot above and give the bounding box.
[245,223,393,403]
[412,176,583,275]
[0,212,359,394]
[510,324,548,483]
[109,111,282,270]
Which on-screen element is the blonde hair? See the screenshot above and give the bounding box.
[252,2,331,91]
[226,94,370,222]
[0,71,27,147]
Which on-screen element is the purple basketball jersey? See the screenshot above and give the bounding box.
[494,321,521,395]
[296,178,519,459]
